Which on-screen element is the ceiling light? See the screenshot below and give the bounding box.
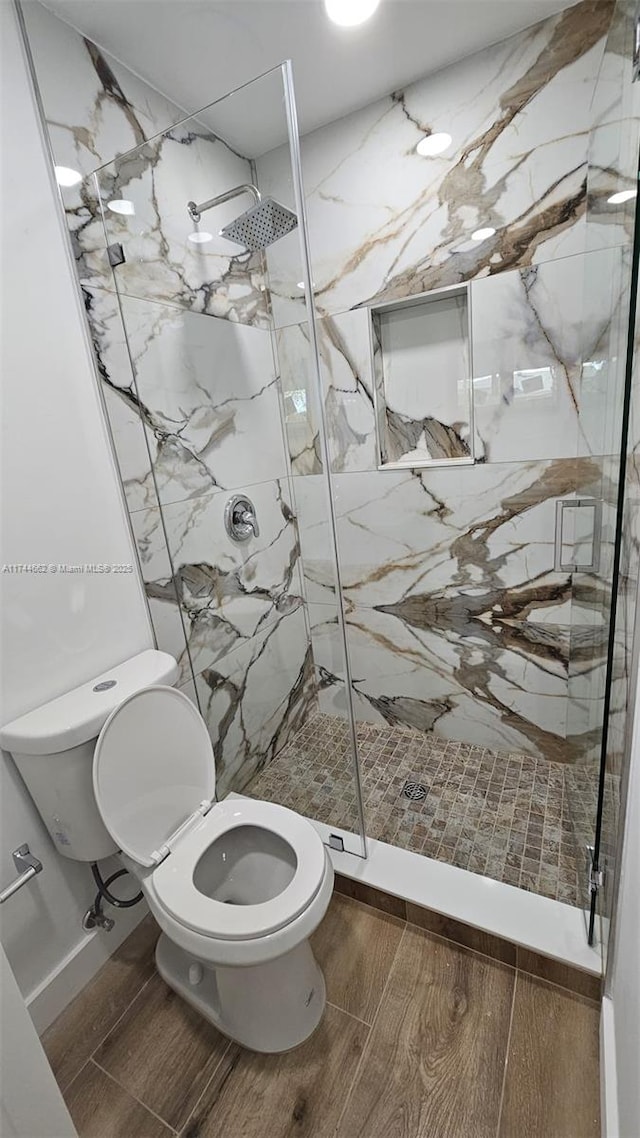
[471,226,496,241]
[607,189,637,205]
[188,231,213,244]
[416,132,452,157]
[107,199,135,216]
[55,165,82,187]
[324,0,380,27]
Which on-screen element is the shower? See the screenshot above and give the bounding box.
[186,182,298,251]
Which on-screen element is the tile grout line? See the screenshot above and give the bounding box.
[52,940,159,1096]
[87,971,157,1067]
[494,969,518,1138]
[90,1058,178,1134]
[173,1039,234,1137]
[326,999,374,1029]
[332,921,410,1135]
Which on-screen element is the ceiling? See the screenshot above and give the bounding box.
[42,0,579,155]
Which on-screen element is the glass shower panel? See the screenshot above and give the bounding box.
[92,66,365,852]
[566,0,640,950]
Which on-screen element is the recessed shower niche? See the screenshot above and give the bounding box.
[371,283,474,469]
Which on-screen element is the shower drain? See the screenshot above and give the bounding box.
[402,780,427,802]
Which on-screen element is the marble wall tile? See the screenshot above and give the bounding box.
[94,130,269,326]
[296,458,613,760]
[308,600,580,763]
[193,607,316,797]
[129,507,195,687]
[258,2,611,324]
[277,309,377,475]
[293,475,338,604]
[472,247,626,462]
[22,2,185,179]
[585,0,640,253]
[24,2,269,327]
[81,287,157,512]
[91,291,287,508]
[280,249,625,481]
[329,462,598,612]
[131,478,303,679]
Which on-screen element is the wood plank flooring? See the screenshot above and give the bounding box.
[42,894,601,1138]
[498,973,600,1138]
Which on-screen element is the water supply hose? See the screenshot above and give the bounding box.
[90,862,143,909]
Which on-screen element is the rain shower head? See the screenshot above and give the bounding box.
[186,183,297,251]
[221,198,298,252]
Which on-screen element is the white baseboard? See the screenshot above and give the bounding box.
[26,901,149,1035]
[601,996,619,1138]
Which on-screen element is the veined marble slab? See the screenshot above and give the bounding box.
[88,289,288,509]
[258,2,611,324]
[131,478,303,679]
[189,607,316,798]
[472,247,626,462]
[585,0,640,253]
[278,249,626,479]
[295,457,612,761]
[308,600,584,763]
[23,1,269,326]
[94,128,269,325]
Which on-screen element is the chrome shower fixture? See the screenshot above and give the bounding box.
[186,183,297,252]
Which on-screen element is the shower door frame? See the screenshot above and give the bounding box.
[281,59,368,857]
[587,153,640,949]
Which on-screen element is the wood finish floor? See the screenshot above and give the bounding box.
[42,899,600,1138]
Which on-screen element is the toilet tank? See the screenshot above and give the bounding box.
[0,650,178,862]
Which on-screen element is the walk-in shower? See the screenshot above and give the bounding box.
[186,183,298,250]
[21,0,640,972]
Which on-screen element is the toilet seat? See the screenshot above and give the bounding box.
[151,798,327,941]
[93,684,328,946]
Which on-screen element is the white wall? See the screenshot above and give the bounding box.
[0,0,153,1028]
[608,664,640,1137]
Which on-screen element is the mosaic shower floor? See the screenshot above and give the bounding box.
[246,713,581,906]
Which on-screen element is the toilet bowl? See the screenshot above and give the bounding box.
[93,684,334,1052]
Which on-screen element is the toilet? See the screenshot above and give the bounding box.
[0,651,334,1053]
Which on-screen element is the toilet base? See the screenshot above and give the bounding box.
[155,932,327,1053]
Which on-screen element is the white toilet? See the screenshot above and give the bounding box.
[0,651,334,1053]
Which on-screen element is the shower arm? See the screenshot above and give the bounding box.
[187,183,261,225]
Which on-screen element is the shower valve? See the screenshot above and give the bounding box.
[225,495,260,542]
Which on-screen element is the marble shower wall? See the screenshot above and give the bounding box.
[22,2,316,796]
[259,1,620,764]
[258,1,613,324]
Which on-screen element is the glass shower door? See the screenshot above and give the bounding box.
[88,64,366,854]
[565,0,640,953]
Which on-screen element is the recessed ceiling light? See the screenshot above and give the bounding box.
[471,226,496,241]
[55,165,82,187]
[607,189,637,204]
[324,0,380,27]
[107,199,135,216]
[188,231,213,244]
[416,132,452,157]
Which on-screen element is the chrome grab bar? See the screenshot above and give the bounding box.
[0,844,42,904]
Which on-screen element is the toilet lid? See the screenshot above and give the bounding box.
[93,685,215,867]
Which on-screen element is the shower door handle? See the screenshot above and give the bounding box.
[554,497,602,573]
